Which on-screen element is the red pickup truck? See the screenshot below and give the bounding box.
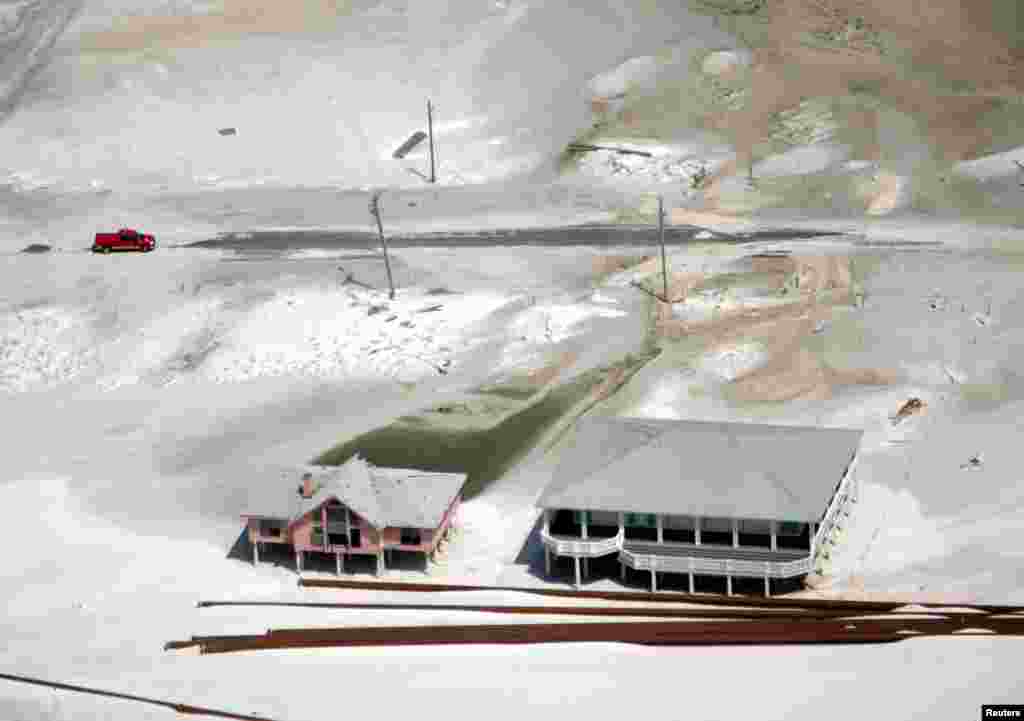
[92,228,156,253]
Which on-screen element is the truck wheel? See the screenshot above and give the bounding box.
[102,246,111,254]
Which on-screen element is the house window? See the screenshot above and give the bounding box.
[662,515,696,544]
[700,516,734,546]
[623,512,657,541]
[586,510,619,539]
[776,521,810,550]
[259,520,283,537]
[572,510,590,525]
[738,519,772,548]
[623,513,656,528]
[400,528,421,545]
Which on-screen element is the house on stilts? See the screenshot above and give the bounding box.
[240,455,466,575]
[537,416,862,596]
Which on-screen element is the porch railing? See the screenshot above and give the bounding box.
[620,548,812,579]
[812,456,859,568]
[541,528,624,558]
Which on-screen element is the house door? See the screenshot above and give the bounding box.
[349,527,361,548]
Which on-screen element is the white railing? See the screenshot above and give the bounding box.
[541,528,624,558]
[620,549,813,579]
[812,455,858,565]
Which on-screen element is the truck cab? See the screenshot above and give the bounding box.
[92,228,156,253]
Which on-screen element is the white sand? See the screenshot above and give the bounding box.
[696,342,769,382]
[204,287,515,384]
[1,2,1023,715]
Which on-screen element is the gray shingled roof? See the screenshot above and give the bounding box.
[537,416,862,522]
[242,456,466,529]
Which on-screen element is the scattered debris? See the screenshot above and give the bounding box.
[944,366,966,385]
[400,320,414,328]
[20,243,52,254]
[566,142,653,158]
[367,304,388,317]
[812,320,830,334]
[960,453,984,470]
[384,314,398,322]
[691,164,709,190]
[417,304,444,313]
[392,130,428,159]
[629,279,672,304]
[426,287,455,295]
[218,127,237,136]
[892,397,926,425]
[972,313,990,327]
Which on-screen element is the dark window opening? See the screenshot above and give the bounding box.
[776,522,811,550]
[328,532,348,546]
[587,522,619,539]
[400,528,422,545]
[623,512,658,542]
[663,527,695,544]
[741,528,770,544]
[259,521,283,537]
[624,526,657,541]
[700,529,733,546]
[549,509,582,537]
[349,527,362,547]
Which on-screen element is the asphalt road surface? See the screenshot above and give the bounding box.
[185,225,846,253]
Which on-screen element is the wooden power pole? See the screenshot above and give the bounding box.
[658,195,669,301]
[427,99,436,184]
[369,192,395,300]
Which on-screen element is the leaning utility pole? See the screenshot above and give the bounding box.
[427,99,436,184]
[368,192,395,300]
[658,195,669,301]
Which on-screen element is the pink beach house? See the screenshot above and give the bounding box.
[240,456,466,575]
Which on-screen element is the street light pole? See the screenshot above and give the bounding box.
[427,99,436,184]
[369,192,395,300]
[658,195,669,301]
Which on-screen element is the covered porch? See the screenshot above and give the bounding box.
[540,508,817,592]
